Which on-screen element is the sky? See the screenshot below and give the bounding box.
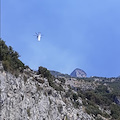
[1,0,120,77]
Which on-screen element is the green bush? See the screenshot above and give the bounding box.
[65,89,72,98]
[85,91,102,105]
[27,108,31,117]
[73,93,78,101]
[38,66,52,79]
[85,102,102,116]
[0,39,25,75]
[110,104,120,119]
[2,60,10,71]
[38,66,64,91]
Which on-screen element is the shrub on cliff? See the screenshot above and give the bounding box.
[38,66,52,78]
[0,39,25,74]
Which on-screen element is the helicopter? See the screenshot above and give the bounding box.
[34,32,42,41]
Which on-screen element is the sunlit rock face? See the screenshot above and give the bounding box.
[0,64,93,120]
[70,68,87,78]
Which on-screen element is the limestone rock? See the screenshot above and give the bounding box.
[70,68,87,78]
[0,68,94,120]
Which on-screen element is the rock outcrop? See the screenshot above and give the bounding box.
[70,68,87,78]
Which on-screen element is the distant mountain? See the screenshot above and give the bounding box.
[118,75,120,78]
[70,68,87,78]
[50,70,71,78]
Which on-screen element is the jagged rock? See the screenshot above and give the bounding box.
[70,68,87,78]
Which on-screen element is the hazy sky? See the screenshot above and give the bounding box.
[1,0,120,77]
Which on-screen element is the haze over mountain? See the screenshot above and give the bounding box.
[50,68,87,78]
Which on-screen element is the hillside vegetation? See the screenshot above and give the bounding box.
[0,39,120,120]
[0,39,25,76]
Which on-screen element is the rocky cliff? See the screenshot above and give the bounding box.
[1,39,120,120]
[0,63,93,120]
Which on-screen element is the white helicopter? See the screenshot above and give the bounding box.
[34,32,42,41]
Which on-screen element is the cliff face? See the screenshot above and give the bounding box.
[0,63,93,120]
